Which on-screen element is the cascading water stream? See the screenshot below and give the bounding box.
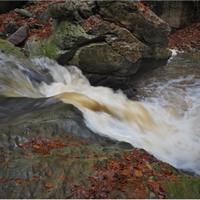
[0,51,200,176]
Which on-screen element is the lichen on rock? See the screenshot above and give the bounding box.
[0,39,25,57]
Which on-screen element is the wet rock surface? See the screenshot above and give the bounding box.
[0,97,200,199]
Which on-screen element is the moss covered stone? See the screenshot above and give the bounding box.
[162,176,200,199]
[0,39,25,57]
[69,42,138,75]
[25,21,96,61]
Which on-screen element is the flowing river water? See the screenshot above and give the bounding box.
[0,51,200,176]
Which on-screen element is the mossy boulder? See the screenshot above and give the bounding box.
[25,21,97,62]
[0,39,25,57]
[68,42,139,76]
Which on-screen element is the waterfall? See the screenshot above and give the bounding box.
[0,52,200,176]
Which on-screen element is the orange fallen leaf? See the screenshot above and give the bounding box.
[59,153,72,158]
[126,156,131,161]
[72,144,80,147]
[65,179,72,183]
[36,166,41,172]
[4,162,8,165]
[53,0,66,4]
[64,136,69,140]
[59,176,65,179]
[86,155,94,159]
[33,145,40,149]
[14,178,24,184]
[69,137,76,142]
[0,178,9,183]
[29,176,40,182]
[78,141,88,145]
[27,153,32,156]
[35,37,40,41]
[46,168,52,176]
[45,183,52,190]
[91,164,99,171]
[134,170,143,177]
[0,158,5,163]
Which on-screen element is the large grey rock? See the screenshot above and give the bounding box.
[97,1,171,46]
[68,42,139,76]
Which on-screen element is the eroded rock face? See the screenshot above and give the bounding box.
[97,1,170,46]
[152,1,195,29]
[25,0,171,96]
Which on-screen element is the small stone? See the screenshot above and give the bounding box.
[34,24,42,29]
[7,25,29,45]
[4,23,18,34]
[16,22,24,27]
[36,10,51,24]
[14,8,32,18]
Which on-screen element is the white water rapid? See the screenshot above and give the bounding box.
[0,52,200,176]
